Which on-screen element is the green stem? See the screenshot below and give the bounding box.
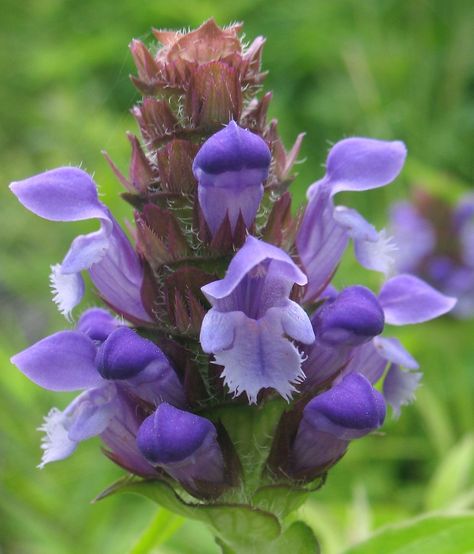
[130,508,184,554]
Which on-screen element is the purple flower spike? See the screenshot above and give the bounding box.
[76,308,119,342]
[193,121,271,234]
[303,286,384,390]
[200,235,315,403]
[292,373,385,474]
[137,403,225,486]
[296,138,406,301]
[10,167,151,322]
[96,327,168,380]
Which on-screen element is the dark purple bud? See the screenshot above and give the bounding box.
[137,403,225,486]
[292,373,385,475]
[193,121,271,234]
[96,327,166,380]
[76,308,119,342]
[302,287,384,391]
[314,286,384,347]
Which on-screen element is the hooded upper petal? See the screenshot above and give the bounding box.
[193,121,271,234]
[11,331,102,392]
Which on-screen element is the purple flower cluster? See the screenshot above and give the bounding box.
[390,190,474,319]
[10,20,456,497]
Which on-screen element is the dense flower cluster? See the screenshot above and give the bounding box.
[390,189,474,319]
[11,20,455,507]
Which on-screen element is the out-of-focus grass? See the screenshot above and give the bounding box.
[0,0,473,552]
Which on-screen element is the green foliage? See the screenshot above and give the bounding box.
[1,0,473,552]
[344,513,474,554]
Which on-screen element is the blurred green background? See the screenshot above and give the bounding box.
[1,0,473,552]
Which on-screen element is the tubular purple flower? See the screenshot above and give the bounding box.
[291,373,385,475]
[296,138,406,301]
[9,167,152,322]
[193,121,271,234]
[11,310,185,467]
[137,403,225,487]
[303,286,385,390]
[200,235,315,403]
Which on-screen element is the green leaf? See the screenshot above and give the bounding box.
[425,435,474,511]
[273,521,319,554]
[97,478,281,549]
[252,485,310,517]
[344,513,474,554]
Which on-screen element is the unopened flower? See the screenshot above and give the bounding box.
[193,121,271,235]
[137,403,225,492]
[291,373,385,476]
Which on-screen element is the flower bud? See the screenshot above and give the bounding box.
[291,373,385,476]
[302,286,384,390]
[193,121,271,235]
[136,403,225,487]
[314,286,384,347]
[96,327,167,380]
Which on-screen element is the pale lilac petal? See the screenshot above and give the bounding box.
[342,341,388,384]
[200,309,244,352]
[49,264,85,320]
[11,331,102,391]
[354,229,398,275]
[212,309,305,403]
[280,301,316,344]
[383,363,422,418]
[37,408,78,468]
[379,274,457,325]
[373,336,419,369]
[66,385,117,441]
[325,137,407,194]
[334,208,397,275]
[38,385,117,467]
[332,206,378,242]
